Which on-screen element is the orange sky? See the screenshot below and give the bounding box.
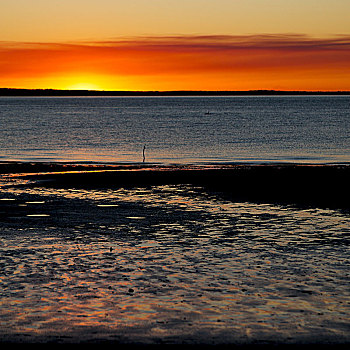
[1,35,350,91]
[1,1,350,91]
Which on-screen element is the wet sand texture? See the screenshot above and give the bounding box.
[23,164,350,211]
[1,163,350,344]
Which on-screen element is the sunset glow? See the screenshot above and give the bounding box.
[1,1,350,91]
[66,82,102,91]
[1,35,350,91]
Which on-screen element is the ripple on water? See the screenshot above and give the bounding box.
[0,182,349,342]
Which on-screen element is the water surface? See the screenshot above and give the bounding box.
[1,96,349,164]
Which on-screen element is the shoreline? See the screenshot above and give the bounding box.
[1,159,350,171]
[2,161,350,211]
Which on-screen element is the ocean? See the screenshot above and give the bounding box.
[1,95,350,164]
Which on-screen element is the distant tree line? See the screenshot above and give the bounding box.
[0,88,349,96]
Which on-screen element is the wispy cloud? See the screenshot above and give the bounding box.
[91,33,350,50]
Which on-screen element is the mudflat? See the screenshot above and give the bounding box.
[0,162,349,344]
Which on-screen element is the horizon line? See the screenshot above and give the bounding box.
[1,88,349,96]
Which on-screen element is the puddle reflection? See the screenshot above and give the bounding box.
[0,180,349,342]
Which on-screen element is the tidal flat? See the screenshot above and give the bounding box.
[0,163,349,344]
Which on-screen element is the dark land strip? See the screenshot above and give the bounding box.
[2,162,349,212]
[1,88,350,96]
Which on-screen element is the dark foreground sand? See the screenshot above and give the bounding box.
[0,162,349,345]
[3,161,349,211]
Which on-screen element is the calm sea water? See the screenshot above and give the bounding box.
[0,95,350,164]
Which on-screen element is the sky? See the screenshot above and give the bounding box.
[1,0,350,91]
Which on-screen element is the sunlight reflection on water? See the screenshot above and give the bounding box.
[0,182,349,343]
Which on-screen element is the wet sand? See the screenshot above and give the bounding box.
[0,162,349,345]
[5,161,350,211]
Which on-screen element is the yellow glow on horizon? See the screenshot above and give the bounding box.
[66,82,101,91]
[58,74,138,92]
[59,74,107,91]
[58,76,108,91]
